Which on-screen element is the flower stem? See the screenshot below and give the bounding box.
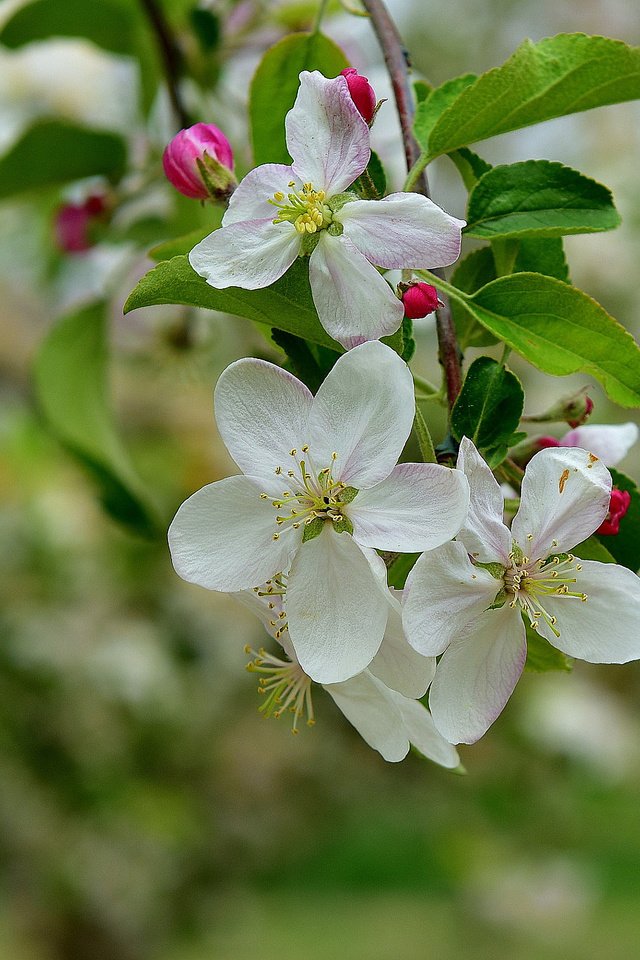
[139,0,190,129]
[313,0,330,34]
[360,0,463,410]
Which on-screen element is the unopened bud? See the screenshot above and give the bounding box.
[524,387,594,427]
[399,282,442,319]
[340,68,377,124]
[162,123,235,201]
[597,487,631,536]
[54,194,108,254]
[509,434,559,468]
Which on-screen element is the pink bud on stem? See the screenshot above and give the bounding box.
[400,282,442,319]
[54,194,108,254]
[598,487,631,536]
[162,123,235,201]
[340,68,377,124]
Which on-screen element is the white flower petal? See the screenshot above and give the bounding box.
[402,541,501,656]
[456,437,512,563]
[307,340,414,488]
[369,605,436,698]
[285,71,370,194]
[168,476,299,591]
[511,446,612,559]
[537,559,640,663]
[214,357,313,483]
[222,163,299,225]
[338,192,465,268]
[189,219,300,289]
[349,462,469,551]
[429,604,526,744]
[286,527,388,683]
[561,422,639,467]
[324,671,410,762]
[392,695,461,768]
[308,233,404,348]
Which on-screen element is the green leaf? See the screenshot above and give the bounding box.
[417,34,640,160]
[270,329,339,392]
[413,407,436,463]
[449,146,492,190]
[525,622,573,673]
[573,535,616,563]
[148,228,214,262]
[450,249,500,348]
[386,553,420,590]
[451,356,524,467]
[414,73,478,148]
[33,302,159,536]
[514,237,570,282]
[440,271,640,407]
[465,160,620,239]
[354,151,387,199]
[596,469,640,572]
[249,32,348,166]
[0,121,126,198]
[0,0,134,54]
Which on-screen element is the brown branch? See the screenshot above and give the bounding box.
[139,0,191,129]
[360,0,462,409]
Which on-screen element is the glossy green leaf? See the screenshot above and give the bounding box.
[417,34,640,160]
[249,32,348,166]
[448,146,492,190]
[596,469,640,572]
[0,121,126,198]
[414,73,477,148]
[465,160,620,239]
[525,622,573,673]
[34,302,159,536]
[0,0,134,54]
[573,535,616,563]
[451,357,524,466]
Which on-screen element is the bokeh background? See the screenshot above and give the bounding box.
[1,1,640,958]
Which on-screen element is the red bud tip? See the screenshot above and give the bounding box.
[162,123,234,200]
[340,68,377,124]
[567,395,594,428]
[54,194,107,254]
[401,282,441,319]
[597,487,631,536]
[536,436,562,450]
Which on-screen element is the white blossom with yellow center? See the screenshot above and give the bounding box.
[403,438,640,745]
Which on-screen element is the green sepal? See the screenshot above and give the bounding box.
[475,561,506,580]
[487,587,508,609]
[332,516,354,535]
[338,486,359,504]
[302,517,325,542]
[327,192,358,212]
[511,542,525,564]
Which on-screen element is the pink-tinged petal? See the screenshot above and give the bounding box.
[222,163,298,225]
[338,192,465,269]
[168,476,300,591]
[286,527,389,683]
[308,233,404,348]
[349,462,469,552]
[560,422,639,467]
[536,559,640,664]
[402,541,501,657]
[214,357,313,483]
[324,671,410,762]
[456,437,512,563]
[189,219,300,289]
[307,340,414,488]
[369,605,436,698]
[429,604,526,744]
[511,446,611,559]
[392,695,461,768]
[285,71,370,194]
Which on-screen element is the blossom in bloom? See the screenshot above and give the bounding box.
[237,569,459,766]
[400,281,441,319]
[162,123,235,201]
[597,487,631,535]
[340,67,377,123]
[189,71,464,349]
[402,437,640,745]
[169,341,469,683]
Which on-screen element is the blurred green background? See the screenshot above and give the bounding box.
[1,1,640,958]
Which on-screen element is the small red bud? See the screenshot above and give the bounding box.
[597,487,631,536]
[401,282,441,319]
[536,436,561,450]
[340,68,377,124]
[54,194,107,254]
[162,123,235,200]
[567,395,594,429]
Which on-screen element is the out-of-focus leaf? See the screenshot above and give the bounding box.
[596,469,640,572]
[525,622,573,673]
[149,228,215,262]
[34,301,160,536]
[451,356,524,467]
[0,0,134,54]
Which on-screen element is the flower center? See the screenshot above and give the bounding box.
[269,181,333,234]
[503,547,588,636]
[245,645,315,733]
[259,446,357,542]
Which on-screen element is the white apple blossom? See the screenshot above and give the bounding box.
[402,437,640,746]
[236,569,459,766]
[189,70,464,349]
[169,341,469,684]
[559,421,638,466]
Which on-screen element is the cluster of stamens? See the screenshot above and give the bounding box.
[260,446,350,541]
[252,575,289,640]
[503,541,587,637]
[269,181,332,234]
[245,646,315,733]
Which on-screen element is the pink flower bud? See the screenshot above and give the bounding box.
[401,282,441,319]
[597,487,631,536]
[567,395,594,429]
[536,436,561,450]
[162,123,235,201]
[340,68,377,124]
[54,194,107,254]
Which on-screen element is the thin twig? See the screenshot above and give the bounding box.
[139,0,190,129]
[360,0,463,409]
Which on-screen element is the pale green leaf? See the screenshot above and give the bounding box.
[0,0,134,54]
